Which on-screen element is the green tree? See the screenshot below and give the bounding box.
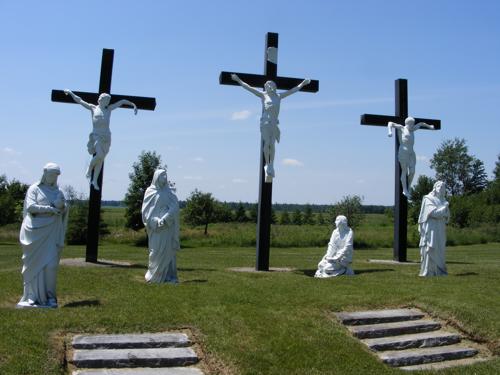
[183,189,218,235]
[494,154,500,181]
[408,175,435,224]
[215,202,234,222]
[430,138,488,196]
[292,209,303,225]
[279,211,290,225]
[270,208,277,224]
[316,212,325,225]
[303,204,315,225]
[249,204,258,223]
[124,151,168,231]
[0,175,28,226]
[329,195,365,229]
[234,203,249,222]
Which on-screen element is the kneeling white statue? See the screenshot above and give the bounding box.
[17,163,68,308]
[142,169,180,283]
[418,180,449,277]
[315,215,354,278]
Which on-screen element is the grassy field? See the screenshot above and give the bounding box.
[0,241,499,374]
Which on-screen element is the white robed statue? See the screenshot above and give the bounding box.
[315,215,355,278]
[142,169,180,283]
[17,163,68,308]
[418,180,449,277]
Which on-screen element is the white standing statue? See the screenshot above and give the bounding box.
[387,117,435,198]
[17,163,68,308]
[315,215,355,278]
[418,181,449,277]
[142,169,180,283]
[64,90,138,190]
[231,74,310,182]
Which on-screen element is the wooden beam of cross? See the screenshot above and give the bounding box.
[51,48,156,263]
[219,32,319,271]
[360,78,441,262]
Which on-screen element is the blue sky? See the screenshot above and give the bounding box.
[1,1,499,204]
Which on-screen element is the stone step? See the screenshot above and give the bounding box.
[348,319,441,339]
[400,356,488,371]
[73,367,204,375]
[72,347,198,368]
[362,331,461,351]
[379,345,479,367]
[336,309,425,326]
[73,333,190,349]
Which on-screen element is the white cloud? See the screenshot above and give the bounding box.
[232,178,247,184]
[282,158,304,167]
[231,110,252,120]
[193,157,205,163]
[2,147,21,156]
[183,175,203,180]
[416,155,429,163]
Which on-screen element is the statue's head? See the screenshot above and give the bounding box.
[335,215,348,229]
[40,162,61,186]
[152,169,168,189]
[264,80,277,93]
[98,93,111,107]
[432,180,446,198]
[405,117,415,126]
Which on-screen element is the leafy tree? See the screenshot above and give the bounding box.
[234,203,249,222]
[316,212,326,225]
[302,204,315,225]
[329,195,365,229]
[124,151,168,231]
[494,154,500,181]
[408,175,435,224]
[270,208,277,224]
[249,204,258,223]
[292,209,303,225]
[430,138,488,196]
[279,211,290,225]
[0,175,28,225]
[183,189,218,235]
[215,202,234,223]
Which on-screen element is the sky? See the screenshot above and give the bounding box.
[1,1,499,205]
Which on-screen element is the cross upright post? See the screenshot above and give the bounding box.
[220,32,319,271]
[51,48,156,263]
[360,79,441,262]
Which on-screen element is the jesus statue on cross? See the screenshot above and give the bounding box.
[231,74,310,182]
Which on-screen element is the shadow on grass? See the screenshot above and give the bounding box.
[447,261,474,265]
[97,261,147,269]
[178,268,217,272]
[297,269,395,277]
[181,279,208,284]
[454,272,479,277]
[63,300,100,308]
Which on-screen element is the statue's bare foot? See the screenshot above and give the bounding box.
[91,181,100,191]
[403,190,411,200]
[264,165,275,183]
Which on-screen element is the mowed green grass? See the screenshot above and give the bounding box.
[0,242,499,374]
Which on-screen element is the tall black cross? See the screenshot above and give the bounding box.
[220,32,319,271]
[51,48,156,263]
[360,79,440,262]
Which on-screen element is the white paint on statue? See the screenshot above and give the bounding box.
[315,215,355,278]
[387,117,435,198]
[418,181,449,277]
[64,90,138,191]
[17,163,68,309]
[142,169,180,283]
[231,74,310,182]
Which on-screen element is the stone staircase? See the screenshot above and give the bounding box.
[336,308,484,371]
[71,333,204,375]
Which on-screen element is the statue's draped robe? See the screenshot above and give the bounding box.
[418,194,449,276]
[142,179,180,283]
[315,228,354,277]
[19,183,67,305]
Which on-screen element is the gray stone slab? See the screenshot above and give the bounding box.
[379,345,478,367]
[348,319,441,339]
[336,309,425,326]
[73,367,204,375]
[72,347,198,368]
[73,333,190,349]
[400,357,488,371]
[367,259,419,265]
[362,331,461,351]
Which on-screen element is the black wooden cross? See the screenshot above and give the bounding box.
[360,79,440,262]
[220,32,319,271]
[51,48,156,263]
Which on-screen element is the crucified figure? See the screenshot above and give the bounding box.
[387,117,435,199]
[231,74,310,182]
[64,90,138,190]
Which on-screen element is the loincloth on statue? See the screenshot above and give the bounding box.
[87,132,111,156]
[260,120,281,143]
[398,147,416,166]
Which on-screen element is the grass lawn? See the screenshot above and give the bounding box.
[0,242,499,374]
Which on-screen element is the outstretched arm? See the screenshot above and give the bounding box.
[280,79,311,99]
[414,122,435,131]
[387,122,403,137]
[231,74,264,98]
[64,89,93,110]
[109,99,138,114]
